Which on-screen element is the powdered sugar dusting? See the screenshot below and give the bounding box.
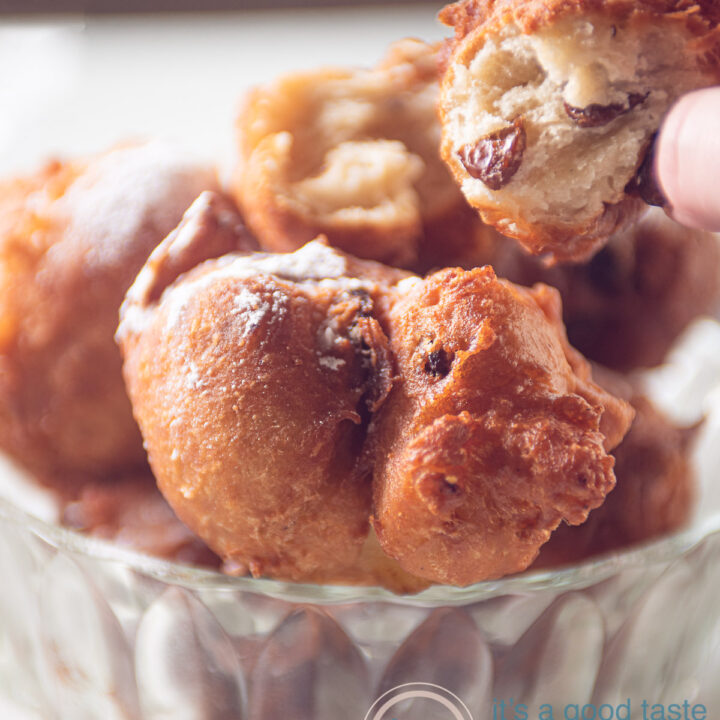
[318,324,340,352]
[119,240,406,340]
[221,240,350,281]
[59,141,214,269]
[318,355,346,371]
[160,272,208,330]
[185,360,204,390]
[231,287,271,337]
[256,240,349,279]
[395,276,422,293]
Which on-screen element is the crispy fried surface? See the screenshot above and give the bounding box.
[440,0,720,39]
[0,144,217,489]
[119,200,634,588]
[119,196,420,585]
[458,209,720,370]
[536,372,696,567]
[233,38,475,270]
[439,0,720,260]
[118,194,632,591]
[371,267,634,585]
[515,210,720,369]
[128,271,382,581]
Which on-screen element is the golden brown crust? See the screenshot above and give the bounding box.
[121,235,636,587]
[440,0,720,43]
[120,201,635,587]
[486,209,720,370]
[119,200,418,584]
[371,266,634,585]
[127,275,378,580]
[120,190,258,315]
[467,196,643,263]
[535,374,696,567]
[0,144,218,489]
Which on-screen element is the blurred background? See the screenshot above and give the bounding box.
[1,0,442,11]
[0,3,444,174]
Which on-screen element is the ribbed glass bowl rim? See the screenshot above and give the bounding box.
[3,496,720,607]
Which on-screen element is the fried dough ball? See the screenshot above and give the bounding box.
[120,194,428,595]
[439,0,720,260]
[371,268,634,586]
[467,208,720,370]
[233,38,473,269]
[61,471,222,568]
[0,143,217,489]
[120,196,635,587]
[535,370,696,567]
[119,194,422,585]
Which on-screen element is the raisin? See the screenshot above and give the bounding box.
[348,288,373,317]
[628,92,648,108]
[423,348,453,377]
[625,133,667,207]
[416,473,464,516]
[564,92,648,128]
[457,118,526,190]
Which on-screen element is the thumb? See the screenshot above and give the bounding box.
[656,87,720,232]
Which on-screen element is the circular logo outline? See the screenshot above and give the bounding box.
[364,682,474,720]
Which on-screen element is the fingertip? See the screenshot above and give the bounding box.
[656,87,720,232]
[664,206,714,232]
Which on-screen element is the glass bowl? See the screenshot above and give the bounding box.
[2,492,720,720]
[3,319,720,720]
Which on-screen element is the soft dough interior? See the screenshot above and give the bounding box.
[445,14,709,233]
[244,41,463,229]
[286,137,424,228]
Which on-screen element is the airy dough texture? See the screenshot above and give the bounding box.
[440,0,720,260]
[233,38,472,269]
[120,207,633,588]
[0,143,217,490]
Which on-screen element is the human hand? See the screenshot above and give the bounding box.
[656,87,720,232]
